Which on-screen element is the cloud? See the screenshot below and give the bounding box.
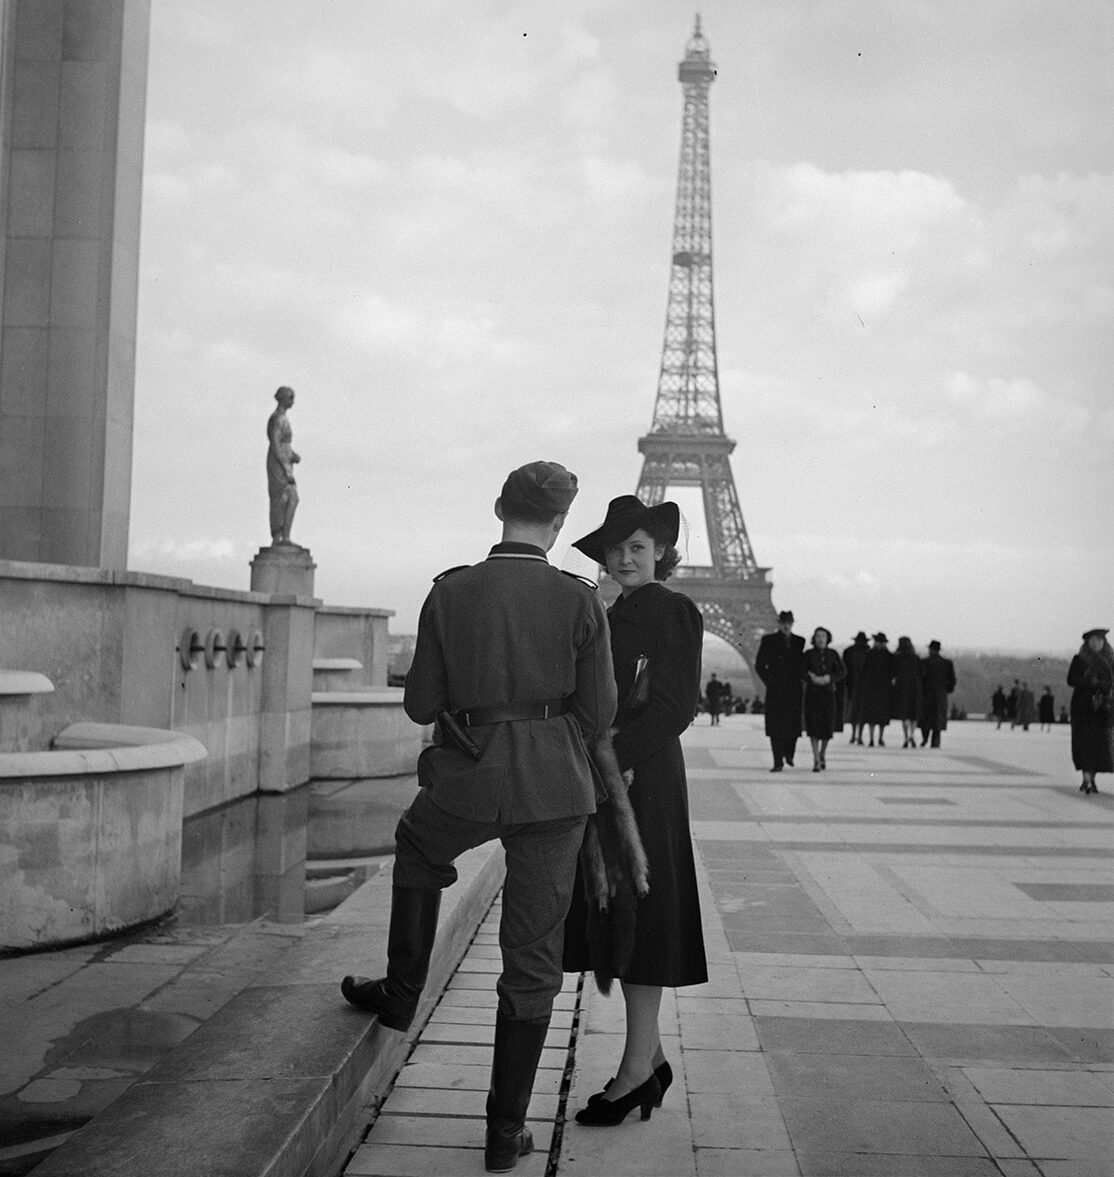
[943,372,1090,437]
[132,538,238,562]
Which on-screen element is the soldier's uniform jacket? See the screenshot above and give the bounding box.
[404,541,617,823]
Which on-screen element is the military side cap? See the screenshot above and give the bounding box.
[500,460,579,514]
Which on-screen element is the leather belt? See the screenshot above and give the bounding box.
[456,699,566,726]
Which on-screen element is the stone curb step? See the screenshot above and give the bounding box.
[28,843,506,1177]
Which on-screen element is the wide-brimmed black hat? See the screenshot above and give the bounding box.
[572,495,679,567]
[1083,627,1110,641]
[872,632,888,643]
[778,610,795,623]
[852,631,869,643]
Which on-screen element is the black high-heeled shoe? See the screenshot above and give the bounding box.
[588,1059,673,1108]
[575,1072,661,1126]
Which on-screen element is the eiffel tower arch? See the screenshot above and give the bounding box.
[606,18,778,677]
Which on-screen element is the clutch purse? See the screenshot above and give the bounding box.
[624,654,650,712]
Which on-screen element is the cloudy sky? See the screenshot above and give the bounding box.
[129,0,1112,654]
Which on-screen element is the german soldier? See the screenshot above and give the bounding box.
[341,460,616,1172]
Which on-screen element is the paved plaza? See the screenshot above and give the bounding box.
[346,717,1113,1177]
[2,716,1112,1176]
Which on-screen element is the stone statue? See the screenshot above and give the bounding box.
[266,386,300,545]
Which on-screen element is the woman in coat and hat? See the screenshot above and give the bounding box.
[842,631,870,744]
[802,626,846,771]
[859,633,894,747]
[891,637,923,749]
[563,495,707,1126]
[1068,628,1114,794]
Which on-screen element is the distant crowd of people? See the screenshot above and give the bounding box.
[701,621,1113,796]
[991,681,1066,731]
[709,614,958,772]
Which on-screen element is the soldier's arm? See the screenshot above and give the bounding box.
[566,594,617,742]
[403,595,449,725]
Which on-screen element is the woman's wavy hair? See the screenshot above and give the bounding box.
[647,518,682,581]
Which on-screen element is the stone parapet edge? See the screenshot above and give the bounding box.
[311,689,407,706]
[29,840,507,1177]
[0,722,208,778]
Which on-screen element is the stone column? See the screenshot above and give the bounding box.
[254,588,316,922]
[0,1,150,567]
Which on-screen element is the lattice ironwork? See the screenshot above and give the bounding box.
[613,18,778,676]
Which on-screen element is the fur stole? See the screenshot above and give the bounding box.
[581,729,650,995]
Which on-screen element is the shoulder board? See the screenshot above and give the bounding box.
[433,564,470,583]
[560,570,599,591]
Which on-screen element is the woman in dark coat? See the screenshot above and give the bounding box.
[860,632,894,746]
[1068,628,1114,794]
[842,632,870,744]
[564,495,706,1126]
[891,636,923,748]
[1038,687,1055,732]
[802,627,846,771]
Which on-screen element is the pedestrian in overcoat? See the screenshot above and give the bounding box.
[563,495,707,1127]
[860,632,894,746]
[802,627,846,771]
[341,461,616,1173]
[1038,687,1056,732]
[891,636,923,748]
[1068,627,1114,794]
[920,640,957,747]
[756,611,806,770]
[842,632,870,743]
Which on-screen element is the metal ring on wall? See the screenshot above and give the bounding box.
[204,628,226,669]
[246,628,265,668]
[179,628,204,671]
[226,629,247,668]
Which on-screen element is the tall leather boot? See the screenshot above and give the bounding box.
[340,887,441,1031]
[484,1014,548,1172]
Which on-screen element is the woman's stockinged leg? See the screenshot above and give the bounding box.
[605,982,663,1100]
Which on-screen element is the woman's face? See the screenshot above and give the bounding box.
[813,628,829,649]
[605,528,663,594]
[1087,633,1105,652]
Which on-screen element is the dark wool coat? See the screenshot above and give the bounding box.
[1068,653,1114,773]
[842,641,870,724]
[890,650,924,720]
[859,645,894,725]
[756,630,806,740]
[564,581,708,989]
[920,653,957,730]
[1038,691,1056,724]
[802,647,846,740]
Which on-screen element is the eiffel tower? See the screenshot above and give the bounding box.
[615,16,778,676]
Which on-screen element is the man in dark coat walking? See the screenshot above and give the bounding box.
[705,672,725,724]
[340,460,616,1173]
[920,639,957,748]
[842,631,870,743]
[756,610,806,771]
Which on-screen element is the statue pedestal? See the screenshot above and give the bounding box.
[250,544,316,596]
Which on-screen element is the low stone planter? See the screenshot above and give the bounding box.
[0,723,207,951]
